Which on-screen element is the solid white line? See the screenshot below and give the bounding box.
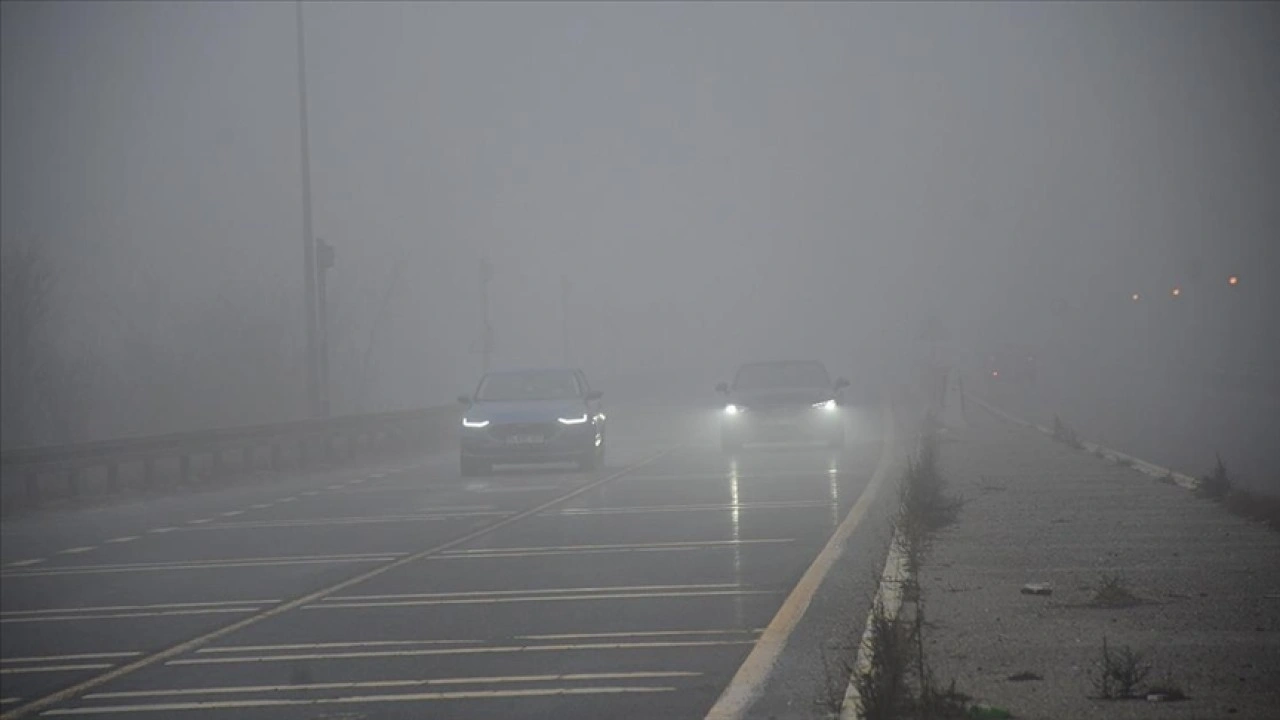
[84,672,699,699]
[324,583,739,602]
[308,589,773,609]
[0,653,141,664]
[1,553,404,578]
[197,639,473,654]
[0,664,114,675]
[2,600,280,617]
[167,639,755,666]
[44,686,675,714]
[1,608,264,624]
[518,629,761,640]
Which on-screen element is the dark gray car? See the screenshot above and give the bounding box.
[716,360,849,451]
[457,368,606,476]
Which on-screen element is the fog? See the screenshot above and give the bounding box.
[2,2,1277,483]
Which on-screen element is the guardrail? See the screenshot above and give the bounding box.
[1,405,460,508]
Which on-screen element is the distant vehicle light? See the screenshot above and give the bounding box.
[812,399,837,411]
[1228,275,1239,286]
[1131,293,1140,302]
[724,404,741,415]
[558,413,589,425]
[462,418,490,428]
[1171,287,1181,297]
[991,370,999,378]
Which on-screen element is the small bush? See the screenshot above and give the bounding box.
[1196,453,1231,500]
[853,600,912,720]
[1091,636,1151,699]
[1090,573,1144,608]
[1052,415,1084,450]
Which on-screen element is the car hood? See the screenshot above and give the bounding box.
[731,388,833,407]
[466,399,587,424]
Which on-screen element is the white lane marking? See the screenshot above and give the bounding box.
[167,640,755,666]
[218,511,243,518]
[45,686,675,714]
[326,484,344,490]
[173,512,504,532]
[0,697,21,705]
[1,653,142,664]
[0,664,114,675]
[1,553,404,578]
[147,528,175,534]
[6,559,45,567]
[186,519,211,525]
[300,491,319,497]
[57,547,96,555]
[432,538,793,560]
[326,583,740,601]
[198,639,474,654]
[518,629,762,640]
[310,589,773,609]
[104,537,139,544]
[367,473,385,479]
[552,500,833,516]
[2,600,281,618]
[85,672,699,699]
[248,503,273,510]
[1,608,263,624]
[278,497,297,503]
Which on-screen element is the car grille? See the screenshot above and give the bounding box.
[489,422,560,441]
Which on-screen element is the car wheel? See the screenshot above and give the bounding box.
[460,455,489,477]
[578,447,602,472]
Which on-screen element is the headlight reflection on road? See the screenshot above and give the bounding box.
[829,458,840,530]
[729,458,744,628]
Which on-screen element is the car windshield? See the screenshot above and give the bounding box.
[733,362,831,391]
[476,370,582,402]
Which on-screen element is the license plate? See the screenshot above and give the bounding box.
[506,434,544,445]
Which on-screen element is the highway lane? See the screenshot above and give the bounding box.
[1,403,888,718]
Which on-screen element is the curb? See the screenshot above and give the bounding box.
[838,526,910,720]
[965,393,1198,491]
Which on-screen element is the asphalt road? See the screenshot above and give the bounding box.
[1,403,888,719]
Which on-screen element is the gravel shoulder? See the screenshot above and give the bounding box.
[916,400,1280,719]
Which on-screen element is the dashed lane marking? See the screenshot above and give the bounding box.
[308,589,773,610]
[248,504,273,510]
[218,511,242,518]
[1,600,280,624]
[5,559,44,568]
[103,537,138,544]
[430,538,794,560]
[1,449,672,720]
[1,553,403,579]
[146,528,175,534]
[83,672,698,700]
[170,512,506,532]
[0,653,142,664]
[198,639,473,654]
[518,629,763,641]
[0,664,114,676]
[166,639,755,666]
[551,500,832,516]
[278,497,297,503]
[57,547,96,555]
[44,686,675,715]
[185,519,211,525]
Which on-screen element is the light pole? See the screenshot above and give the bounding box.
[296,0,320,417]
[316,238,335,417]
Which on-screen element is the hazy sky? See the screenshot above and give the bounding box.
[3,1,1277,412]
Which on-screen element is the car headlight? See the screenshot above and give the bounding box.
[558,413,589,425]
[462,418,490,428]
[724,404,742,415]
[812,399,837,411]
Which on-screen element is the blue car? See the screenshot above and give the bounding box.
[457,368,606,477]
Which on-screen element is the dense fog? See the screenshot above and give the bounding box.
[2,2,1276,485]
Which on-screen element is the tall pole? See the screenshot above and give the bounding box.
[561,274,570,366]
[296,0,320,418]
[480,258,493,374]
[316,239,334,417]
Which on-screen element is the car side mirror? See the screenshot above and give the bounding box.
[586,390,603,401]
[715,381,729,395]
[457,394,471,405]
[835,378,851,390]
